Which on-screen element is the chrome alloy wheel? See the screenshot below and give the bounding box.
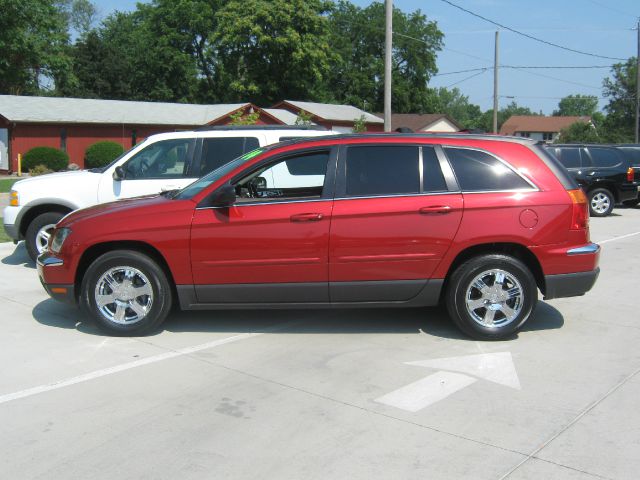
[35,223,57,254]
[465,269,523,328]
[94,266,153,325]
[590,192,611,215]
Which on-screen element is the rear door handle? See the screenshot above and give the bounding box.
[290,213,324,222]
[419,205,452,215]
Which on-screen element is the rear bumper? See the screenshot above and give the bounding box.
[544,268,600,300]
[618,182,639,203]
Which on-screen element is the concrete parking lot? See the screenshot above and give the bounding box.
[1,208,639,480]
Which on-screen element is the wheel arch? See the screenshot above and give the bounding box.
[75,241,178,303]
[18,203,75,238]
[585,182,617,202]
[441,242,545,301]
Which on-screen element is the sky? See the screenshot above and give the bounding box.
[92,0,639,115]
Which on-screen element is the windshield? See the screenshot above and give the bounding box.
[173,147,265,200]
[89,139,150,173]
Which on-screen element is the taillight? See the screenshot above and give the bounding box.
[567,189,589,230]
[627,167,635,182]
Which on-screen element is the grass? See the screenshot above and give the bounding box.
[0,217,11,243]
[0,178,20,193]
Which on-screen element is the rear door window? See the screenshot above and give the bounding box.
[444,147,533,191]
[199,137,260,177]
[345,146,420,196]
[552,147,582,169]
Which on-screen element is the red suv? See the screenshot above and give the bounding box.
[37,134,600,339]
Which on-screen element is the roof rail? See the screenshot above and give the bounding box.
[195,125,328,132]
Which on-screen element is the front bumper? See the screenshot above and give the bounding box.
[37,252,76,304]
[3,222,19,242]
[2,205,21,241]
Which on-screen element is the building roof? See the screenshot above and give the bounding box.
[0,95,249,126]
[262,108,309,125]
[275,100,383,124]
[500,115,591,135]
[374,113,462,131]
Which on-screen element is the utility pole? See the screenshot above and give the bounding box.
[493,30,499,134]
[635,18,639,143]
[384,0,393,132]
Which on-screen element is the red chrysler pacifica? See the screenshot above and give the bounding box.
[38,134,600,339]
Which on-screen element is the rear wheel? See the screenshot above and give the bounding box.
[588,188,614,217]
[80,250,173,336]
[25,212,65,261]
[445,254,537,340]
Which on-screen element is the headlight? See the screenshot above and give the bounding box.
[9,190,19,206]
[50,228,72,253]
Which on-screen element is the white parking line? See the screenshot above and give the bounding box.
[598,231,640,244]
[0,321,298,406]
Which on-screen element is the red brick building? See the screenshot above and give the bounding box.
[0,96,382,173]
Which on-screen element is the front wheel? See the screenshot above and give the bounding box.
[80,250,173,336]
[25,211,65,261]
[445,254,538,340]
[588,188,614,217]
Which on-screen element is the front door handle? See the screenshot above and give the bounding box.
[419,205,452,215]
[290,213,324,222]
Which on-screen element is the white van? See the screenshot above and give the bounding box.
[3,126,333,260]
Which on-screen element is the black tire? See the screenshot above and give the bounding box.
[587,188,614,217]
[25,211,65,261]
[445,254,538,340]
[622,198,639,207]
[80,250,173,336]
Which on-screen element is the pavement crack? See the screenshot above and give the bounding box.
[498,365,640,480]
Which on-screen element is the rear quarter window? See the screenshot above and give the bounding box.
[587,147,624,168]
[444,147,533,192]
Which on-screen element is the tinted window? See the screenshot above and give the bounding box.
[124,138,195,179]
[346,146,419,196]
[199,137,260,176]
[422,146,447,192]
[553,147,581,169]
[619,147,640,166]
[445,147,532,191]
[235,151,329,202]
[588,147,623,168]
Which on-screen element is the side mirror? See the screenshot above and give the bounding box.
[113,166,125,181]
[203,183,236,207]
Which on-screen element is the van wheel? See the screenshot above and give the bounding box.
[588,188,614,217]
[445,254,537,340]
[80,250,173,336]
[25,212,65,261]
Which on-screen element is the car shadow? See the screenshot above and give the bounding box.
[1,242,35,269]
[31,298,564,340]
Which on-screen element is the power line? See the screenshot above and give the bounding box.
[505,67,602,90]
[585,0,637,18]
[438,0,627,61]
[433,67,488,77]
[445,69,488,88]
[435,65,615,76]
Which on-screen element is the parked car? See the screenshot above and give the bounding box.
[615,144,640,206]
[38,133,600,340]
[545,144,638,216]
[3,126,332,260]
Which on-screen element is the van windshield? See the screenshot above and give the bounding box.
[173,147,265,200]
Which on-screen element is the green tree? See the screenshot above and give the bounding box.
[213,0,335,105]
[0,0,72,94]
[57,0,98,36]
[479,101,537,132]
[294,110,314,126]
[429,87,482,129]
[327,0,443,113]
[63,8,198,101]
[555,121,599,144]
[228,109,260,125]
[602,58,637,142]
[553,94,598,117]
[352,115,367,133]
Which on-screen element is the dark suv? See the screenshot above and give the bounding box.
[616,144,640,206]
[546,144,638,216]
